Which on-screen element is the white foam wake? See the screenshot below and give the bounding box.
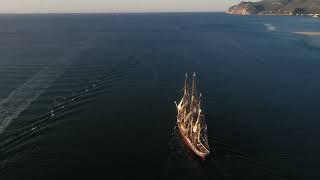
[264,23,276,31]
[0,58,71,134]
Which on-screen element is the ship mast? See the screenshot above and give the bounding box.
[184,73,188,95]
[191,73,198,134]
[191,72,196,101]
[177,74,189,113]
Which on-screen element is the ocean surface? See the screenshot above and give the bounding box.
[0,13,319,180]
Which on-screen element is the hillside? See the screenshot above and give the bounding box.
[226,0,320,16]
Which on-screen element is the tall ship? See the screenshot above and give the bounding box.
[175,73,210,159]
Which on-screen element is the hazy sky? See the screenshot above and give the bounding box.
[0,0,256,13]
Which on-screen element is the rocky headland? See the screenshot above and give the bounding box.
[225,0,320,17]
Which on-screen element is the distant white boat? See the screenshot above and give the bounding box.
[313,14,319,18]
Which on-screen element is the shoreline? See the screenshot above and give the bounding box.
[293,32,320,36]
[225,12,319,18]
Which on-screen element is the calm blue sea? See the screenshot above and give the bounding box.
[0,13,319,180]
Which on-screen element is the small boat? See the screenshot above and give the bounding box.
[175,73,210,159]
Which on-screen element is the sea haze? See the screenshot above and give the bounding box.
[0,13,319,180]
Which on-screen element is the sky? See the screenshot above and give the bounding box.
[0,0,256,13]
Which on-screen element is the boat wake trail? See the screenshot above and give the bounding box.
[0,33,102,134]
[0,59,71,134]
[264,23,276,31]
[0,78,103,157]
[0,56,142,162]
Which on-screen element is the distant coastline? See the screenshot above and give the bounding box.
[293,32,320,36]
[225,0,320,18]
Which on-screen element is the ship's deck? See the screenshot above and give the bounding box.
[177,122,209,158]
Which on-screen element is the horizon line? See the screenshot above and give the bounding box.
[0,10,225,15]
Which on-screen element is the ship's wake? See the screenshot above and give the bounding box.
[0,57,142,166]
[0,59,71,134]
[0,78,102,163]
[0,34,103,135]
[264,23,276,31]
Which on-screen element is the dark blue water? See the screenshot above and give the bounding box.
[0,13,319,180]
